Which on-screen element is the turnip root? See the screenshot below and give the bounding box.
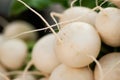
[94,52,120,80]
[55,22,101,68]
[58,7,97,28]
[95,7,120,47]
[14,74,36,80]
[49,64,93,80]
[32,34,60,74]
[0,39,27,70]
[109,0,120,8]
[4,20,37,42]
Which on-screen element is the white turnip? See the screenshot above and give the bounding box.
[95,7,120,47]
[32,34,60,74]
[4,20,37,42]
[58,6,97,28]
[95,52,120,80]
[49,64,93,80]
[0,39,27,70]
[55,22,101,68]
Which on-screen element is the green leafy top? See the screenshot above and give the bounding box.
[10,0,115,15]
[10,0,68,15]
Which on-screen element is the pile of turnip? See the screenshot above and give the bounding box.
[0,0,119,80]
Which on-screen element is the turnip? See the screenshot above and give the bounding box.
[4,20,38,42]
[94,52,120,80]
[58,6,97,28]
[55,22,101,68]
[0,39,28,70]
[95,7,120,47]
[49,64,93,80]
[14,74,36,80]
[32,34,60,74]
[109,0,120,8]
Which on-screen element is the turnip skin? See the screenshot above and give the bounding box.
[95,52,120,80]
[49,64,94,80]
[95,7,120,47]
[32,34,60,74]
[0,39,28,70]
[59,7,97,27]
[55,22,101,68]
[4,20,37,42]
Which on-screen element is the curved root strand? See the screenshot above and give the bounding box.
[17,0,62,43]
[79,0,82,6]
[87,55,103,80]
[50,12,60,30]
[100,0,108,7]
[22,60,33,77]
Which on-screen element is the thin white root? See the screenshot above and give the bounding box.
[50,12,60,30]
[0,72,10,80]
[70,0,78,7]
[22,60,33,77]
[104,60,120,78]
[87,55,103,80]
[0,16,8,27]
[10,14,84,40]
[6,71,46,76]
[10,28,49,39]
[17,0,62,43]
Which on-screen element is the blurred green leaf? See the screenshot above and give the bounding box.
[10,0,115,15]
[10,0,69,15]
[10,0,53,15]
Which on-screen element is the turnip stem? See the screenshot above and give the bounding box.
[100,0,108,7]
[79,0,82,6]
[70,0,77,7]
[95,0,98,7]
[50,12,60,30]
